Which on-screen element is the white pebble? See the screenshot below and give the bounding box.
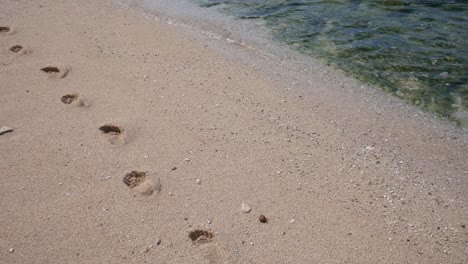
[9,248,14,253]
[196,179,201,185]
[290,219,296,224]
[241,203,251,213]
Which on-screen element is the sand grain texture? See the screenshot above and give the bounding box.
[0,0,467,263]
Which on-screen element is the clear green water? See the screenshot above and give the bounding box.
[199,0,468,117]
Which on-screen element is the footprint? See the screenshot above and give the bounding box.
[189,230,227,263]
[0,26,13,35]
[99,124,126,144]
[99,124,121,135]
[61,94,78,104]
[40,65,69,79]
[61,94,89,107]
[10,45,22,52]
[9,45,28,55]
[123,171,156,195]
[189,230,214,244]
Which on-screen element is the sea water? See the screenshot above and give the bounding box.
[197,0,467,118]
[118,0,468,125]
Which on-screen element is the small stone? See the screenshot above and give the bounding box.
[9,248,14,253]
[171,167,177,171]
[156,239,162,245]
[0,126,13,135]
[207,219,212,224]
[241,203,251,213]
[196,179,201,185]
[439,72,448,78]
[259,215,267,223]
[290,219,295,224]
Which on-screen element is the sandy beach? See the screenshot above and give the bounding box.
[1,0,467,263]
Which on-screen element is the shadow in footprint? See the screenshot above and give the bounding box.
[123,171,156,195]
[61,94,78,104]
[61,94,89,108]
[189,230,214,244]
[41,65,69,79]
[99,124,126,145]
[0,26,13,35]
[123,171,146,188]
[100,125,121,135]
[10,45,23,53]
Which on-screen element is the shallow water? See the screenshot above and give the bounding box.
[198,0,468,117]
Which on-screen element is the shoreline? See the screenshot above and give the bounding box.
[119,0,468,132]
[1,0,467,263]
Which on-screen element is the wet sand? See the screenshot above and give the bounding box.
[1,0,467,263]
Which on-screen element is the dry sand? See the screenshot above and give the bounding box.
[1,0,467,263]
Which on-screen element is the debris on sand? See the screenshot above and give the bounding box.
[241,203,251,213]
[0,126,13,135]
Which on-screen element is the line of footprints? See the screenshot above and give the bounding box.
[2,25,215,244]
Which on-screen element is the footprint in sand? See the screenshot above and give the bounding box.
[99,124,126,145]
[189,230,214,244]
[123,171,157,195]
[61,94,89,107]
[189,230,227,264]
[40,65,69,79]
[0,26,14,35]
[9,45,28,55]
